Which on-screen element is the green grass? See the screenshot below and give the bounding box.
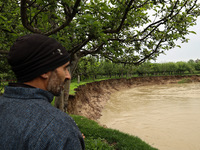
[0,83,7,95]
[69,75,137,95]
[71,115,157,150]
[69,78,109,95]
[0,87,4,95]
[178,78,192,84]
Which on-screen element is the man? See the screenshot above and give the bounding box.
[0,34,85,150]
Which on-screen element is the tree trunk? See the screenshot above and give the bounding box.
[63,79,71,112]
[54,53,80,112]
[78,75,80,84]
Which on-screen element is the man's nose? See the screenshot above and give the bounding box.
[65,70,71,80]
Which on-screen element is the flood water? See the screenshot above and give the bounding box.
[98,83,200,150]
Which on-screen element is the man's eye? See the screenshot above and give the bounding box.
[65,66,70,71]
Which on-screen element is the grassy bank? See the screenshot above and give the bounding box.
[71,115,157,150]
[69,78,108,95]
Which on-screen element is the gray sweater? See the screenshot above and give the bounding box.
[0,85,85,150]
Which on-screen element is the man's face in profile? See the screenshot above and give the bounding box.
[47,62,71,96]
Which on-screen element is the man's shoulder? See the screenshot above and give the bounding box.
[31,101,84,149]
[32,100,78,129]
[27,99,71,120]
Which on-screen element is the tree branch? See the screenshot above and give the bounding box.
[186,0,198,13]
[132,0,182,41]
[30,3,51,25]
[104,0,135,34]
[44,0,81,35]
[69,38,91,57]
[61,3,71,18]
[26,0,38,8]
[80,42,105,56]
[21,0,43,34]
[136,38,163,65]
[21,0,81,35]
[130,0,149,10]
[103,36,164,65]
[107,0,188,43]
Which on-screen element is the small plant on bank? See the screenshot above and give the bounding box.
[178,78,192,84]
[84,137,114,150]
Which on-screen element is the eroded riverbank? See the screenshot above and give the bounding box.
[67,75,200,150]
[68,75,200,120]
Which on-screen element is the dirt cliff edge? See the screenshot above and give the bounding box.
[67,75,200,120]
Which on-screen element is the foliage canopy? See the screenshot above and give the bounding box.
[1,0,200,66]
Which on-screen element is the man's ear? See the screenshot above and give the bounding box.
[40,72,51,79]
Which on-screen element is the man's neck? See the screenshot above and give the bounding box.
[9,83,35,88]
[23,77,48,91]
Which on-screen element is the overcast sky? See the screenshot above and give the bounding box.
[154,17,200,63]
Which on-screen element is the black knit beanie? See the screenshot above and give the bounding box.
[7,34,70,82]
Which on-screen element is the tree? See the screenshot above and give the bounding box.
[151,63,161,75]
[102,60,114,78]
[176,61,190,74]
[1,0,200,111]
[194,61,200,71]
[74,56,102,80]
[167,62,178,74]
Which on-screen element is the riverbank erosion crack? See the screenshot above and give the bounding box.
[67,75,200,120]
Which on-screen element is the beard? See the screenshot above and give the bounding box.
[47,70,65,96]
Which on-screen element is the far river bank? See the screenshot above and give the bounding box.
[68,75,200,120]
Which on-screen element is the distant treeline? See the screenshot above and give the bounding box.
[73,56,200,80]
[1,54,200,82]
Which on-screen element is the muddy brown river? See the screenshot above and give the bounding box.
[98,83,200,150]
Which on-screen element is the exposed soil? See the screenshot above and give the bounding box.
[67,75,200,120]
